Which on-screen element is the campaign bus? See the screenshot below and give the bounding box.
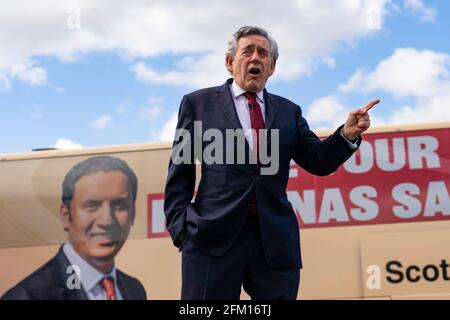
[1,122,449,299]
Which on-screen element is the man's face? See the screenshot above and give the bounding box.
[60,171,134,269]
[226,34,276,92]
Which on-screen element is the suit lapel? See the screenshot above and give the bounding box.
[215,79,277,173]
[116,271,131,300]
[216,79,243,131]
[61,284,87,300]
[216,79,279,130]
[264,90,279,130]
[53,247,88,300]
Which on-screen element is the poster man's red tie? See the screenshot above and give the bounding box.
[243,91,265,215]
[101,276,117,300]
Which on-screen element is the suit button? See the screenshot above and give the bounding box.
[255,176,260,181]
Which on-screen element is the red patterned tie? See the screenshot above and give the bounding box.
[101,277,117,300]
[243,91,265,215]
[243,91,265,163]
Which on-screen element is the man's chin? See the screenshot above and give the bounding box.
[88,243,121,261]
[243,82,263,92]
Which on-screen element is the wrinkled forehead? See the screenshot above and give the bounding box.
[237,34,271,51]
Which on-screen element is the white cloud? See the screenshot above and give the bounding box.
[139,96,166,121]
[131,54,229,89]
[54,138,83,149]
[338,47,450,125]
[321,57,336,69]
[387,94,450,125]
[89,114,112,129]
[305,95,351,129]
[404,0,437,22]
[304,95,391,130]
[9,61,48,86]
[128,0,391,88]
[340,48,450,98]
[339,68,366,93]
[0,73,12,90]
[158,112,178,142]
[0,0,392,89]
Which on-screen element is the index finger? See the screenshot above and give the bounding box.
[362,99,380,113]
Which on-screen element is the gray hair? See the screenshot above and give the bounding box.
[226,26,279,61]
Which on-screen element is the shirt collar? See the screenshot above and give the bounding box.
[231,81,264,103]
[62,242,117,293]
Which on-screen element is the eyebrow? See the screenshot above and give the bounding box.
[241,44,254,51]
[81,196,131,207]
[110,198,131,207]
[241,44,269,54]
[81,200,102,208]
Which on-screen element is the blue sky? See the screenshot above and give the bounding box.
[0,0,449,154]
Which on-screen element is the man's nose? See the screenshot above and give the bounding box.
[96,202,114,226]
[250,50,261,62]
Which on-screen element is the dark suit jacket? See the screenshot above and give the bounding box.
[1,246,147,300]
[164,78,360,269]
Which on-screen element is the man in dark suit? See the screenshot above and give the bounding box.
[164,26,379,300]
[1,156,147,300]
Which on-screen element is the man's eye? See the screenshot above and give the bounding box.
[112,200,129,211]
[114,204,128,211]
[84,202,101,209]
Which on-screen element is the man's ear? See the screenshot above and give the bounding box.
[225,55,234,74]
[60,203,70,232]
[269,58,277,77]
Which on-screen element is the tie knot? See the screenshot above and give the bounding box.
[243,91,257,104]
[101,276,117,300]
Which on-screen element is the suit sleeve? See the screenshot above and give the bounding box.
[134,279,147,300]
[292,106,360,176]
[163,95,197,248]
[1,286,32,300]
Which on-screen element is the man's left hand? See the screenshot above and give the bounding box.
[342,99,380,141]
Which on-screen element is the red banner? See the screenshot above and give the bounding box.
[148,128,450,237]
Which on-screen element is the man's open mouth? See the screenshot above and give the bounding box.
[248,67,261,75]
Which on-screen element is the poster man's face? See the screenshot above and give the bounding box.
[226,34,276,93]
[60,171,134,271]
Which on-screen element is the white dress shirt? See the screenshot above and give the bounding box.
[63,243,123,300]
[229,81,358,150]
[229,81,265,150]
